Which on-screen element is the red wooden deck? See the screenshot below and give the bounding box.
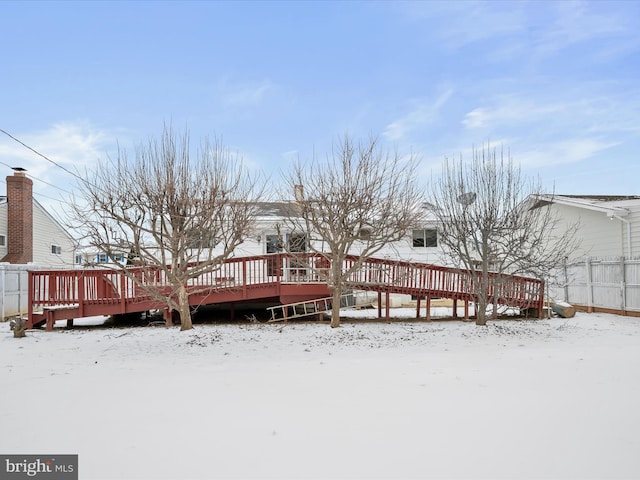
[27,253,544,330]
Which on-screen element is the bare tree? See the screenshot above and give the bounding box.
[70,126,261,331]
[429,145,580,325]
[283,134,426,328]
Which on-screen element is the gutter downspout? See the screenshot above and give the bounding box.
[612,214,632,258]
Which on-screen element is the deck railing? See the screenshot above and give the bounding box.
[28,253,544,324]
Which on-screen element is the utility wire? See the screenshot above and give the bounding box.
[0,127,87,182]
[0,158,74,195]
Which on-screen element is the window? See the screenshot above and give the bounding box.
[187,231,216,250]
[0,234,5,247]
[51,244,62,255]
[96,253,108,263]
[287,233,307,253]
[75,254,83,264]
[412,229,437,248]
[266,234,283,254]
[265,234,284,276]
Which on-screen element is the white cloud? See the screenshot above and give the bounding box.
[518,138,618,169]
[0,122,122,220]
[384,88,454,141]
[281,150,299,162]
[534,1,630,58]
[0,122,117,181]
[217,78,276,107]
[397,1,638,66]
[396,1,526,50]
[462,98,563,130]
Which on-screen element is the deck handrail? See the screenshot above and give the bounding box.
[28,253,544,326]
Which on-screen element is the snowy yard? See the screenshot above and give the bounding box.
[2,310,640,479]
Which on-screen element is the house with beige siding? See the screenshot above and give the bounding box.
[0,169,75,267]
[535,195,640,259]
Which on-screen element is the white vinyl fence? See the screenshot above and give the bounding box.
[0,264,41,321]
[550,257,640,313]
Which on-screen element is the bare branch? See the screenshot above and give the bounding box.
[429,144,580,325]
[282,134,426,327]
[68,125,263,331]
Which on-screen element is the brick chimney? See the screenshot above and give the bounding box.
[1,168,33,264]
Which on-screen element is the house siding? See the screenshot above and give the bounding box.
[627,209,640,257]
[231,217,450,265]
[550,203,625,259]
[32,202,75,267]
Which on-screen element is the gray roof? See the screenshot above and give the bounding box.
[254,202,299,218]
[559,195,640,202]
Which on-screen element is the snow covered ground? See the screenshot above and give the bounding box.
[2,310,640,479]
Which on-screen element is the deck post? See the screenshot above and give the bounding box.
[46,310,54,332]
[385,292,390,322]
[415,296,421,319]
[66,319,74,329]
[377,292,382,318]
[164,308,172,327]
[426,294,431,322]
[120,273,126,313]
[78,275,85,318]
[242,260,247,298]
[464,300,469,320]
[539,279,545,319]
[27,271,34,329]
[452,297,458,318]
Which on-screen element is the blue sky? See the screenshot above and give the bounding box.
[1,0,639,214]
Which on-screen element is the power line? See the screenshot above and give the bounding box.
[0,158,74,195]
[0,127,86,182]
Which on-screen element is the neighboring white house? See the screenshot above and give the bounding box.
[0,169,76,267]
[74,247,127,266]
[230,201,446,264]
[536,195,640,259]
[75,200,447,269]
[75,193,640,270]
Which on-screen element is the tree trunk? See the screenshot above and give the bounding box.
[12,318,27,338]
[329,259,343,328]
[330,287,342,328]
[476,235,490,326]
[475,297,488,326]
[476,273,489,326]
[177,284,193,331]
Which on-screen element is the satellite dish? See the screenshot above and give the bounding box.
[457,192,477,206]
